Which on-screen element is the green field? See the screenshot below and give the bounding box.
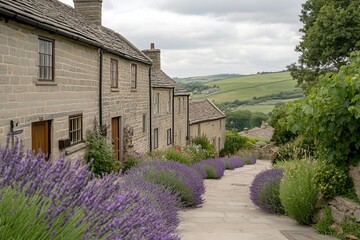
[237,99,297,114]
[174,74,243,84]
[190,72,298,103]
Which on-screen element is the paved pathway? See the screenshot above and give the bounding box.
[178,160,338,240]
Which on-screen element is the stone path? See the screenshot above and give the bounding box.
[177,160,338,240]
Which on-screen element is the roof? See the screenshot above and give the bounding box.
[151,69,190,96]
[239,125,274,141]
[189,99,226,124]
[0,0,152,64]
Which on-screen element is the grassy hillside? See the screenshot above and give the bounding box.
[237,99,296,113]
[190,72,297,103]
[174,74,243,84]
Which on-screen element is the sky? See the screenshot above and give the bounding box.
[59,0,306,78]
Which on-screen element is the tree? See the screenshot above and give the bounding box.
[288,0,360,92]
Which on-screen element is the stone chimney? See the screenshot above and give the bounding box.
[142,43,161,70]
[73,0,103,25]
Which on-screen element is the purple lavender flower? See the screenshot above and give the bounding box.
[197,158,226,179]
[126,160,205,207]
[249,168,284,214]
[0,139,180,239]
[227,156,245,168]
[247,156,257,165]
[191,162,208,179]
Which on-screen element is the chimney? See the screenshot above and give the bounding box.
[74,0,103,26]
[142,43,161,70]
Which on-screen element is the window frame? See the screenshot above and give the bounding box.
[142,113,146,133]
[131,64,137,89]
[69,114,83,145]
[154,128,158,149]
[167,128,172,145]
[110,59,118,88]
[154,93,160,115]
[38,37,54,81]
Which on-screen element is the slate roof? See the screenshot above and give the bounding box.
[151,69,190,96]
[189,99,226,124]
[0,0,152,64]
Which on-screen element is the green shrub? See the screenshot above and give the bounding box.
[279,159,318,225]
[339,217,360,239]
[85,130,120,177]
[122,155,142,173]
[184,143,210,163]
[163,148,192,166]
[313,162,353,199]
[191,135,216,158]
[270,103,298,145]
[222,130,248,156]
[271,136,314,164]
[223,160,232,170]
[314,205,335,236]
[203,165,217,179]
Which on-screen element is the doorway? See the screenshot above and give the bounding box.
[32,120,51,159]
[111,117,122,161]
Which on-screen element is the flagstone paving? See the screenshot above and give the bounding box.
[178,160,338,240]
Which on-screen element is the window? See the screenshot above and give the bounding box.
[220,119,222,130]
[183,97,186,111]
[167,128,172,145]
[154,128,158,149]
[167,91,171,112]
[110,59,118,88]
[142,114,146,133]
[178,98,181,114]
[154,93,160,115]
[69,115,83,145]
[212,138,216,147]
[131,64,137,89]
[218,137,221,152]
[198,124,201,136]
[38,38,54,80]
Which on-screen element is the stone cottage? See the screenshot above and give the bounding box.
[189,99,226,153]
[0,0,152,160]
[142,43,190,150]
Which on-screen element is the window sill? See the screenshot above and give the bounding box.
[35,80,57,86]
[65,142,86,155]
[130,89,137,92]
[111,88,120,92]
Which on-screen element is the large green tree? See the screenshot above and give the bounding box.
[288,0,360,92]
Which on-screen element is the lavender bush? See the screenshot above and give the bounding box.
[196,158,226,179]
[192,162,208,179]
[222,158,235,170]
[126,160,205,207]
[249,168,284,214]
[227,156,245,168]
[0,139,180,239]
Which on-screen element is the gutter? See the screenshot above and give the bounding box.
[172,89,175,147]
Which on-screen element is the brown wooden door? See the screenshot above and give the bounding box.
[112,117,121,161]
[32,121,51,159]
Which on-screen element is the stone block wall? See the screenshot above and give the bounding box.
[0,19,99,160]
[190,118,226,153]
[349,162,360,199]
[102,53,150,157]
[151,88,173,150]
[174,95,188,148]
[329,197,360,225]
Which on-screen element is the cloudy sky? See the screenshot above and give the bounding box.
[59,0,305,78]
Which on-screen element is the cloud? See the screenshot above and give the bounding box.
[58,0,305,77]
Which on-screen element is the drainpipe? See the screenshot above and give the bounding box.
[148,67,152,151]
[187,95,190,145]
[172,89,175,146]
[99,48,103,126]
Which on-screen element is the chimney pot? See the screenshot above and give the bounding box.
[150,43,155,50]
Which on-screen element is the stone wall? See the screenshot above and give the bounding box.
[0,19,99,160]
[329,197,360,225]
[151,88,173,150]
[190,118,226,153]
[174,95,188,147]
[102,52,150,157]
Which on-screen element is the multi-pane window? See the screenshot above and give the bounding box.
[110,59,118,88]
[69,115,83,145]
[142,114,146,133]
[38,38,54,80]
[154,93,160,115]
[131,64,137,89]
[154,128,158,149]
[167,128,172,145]
[167,92,171,112]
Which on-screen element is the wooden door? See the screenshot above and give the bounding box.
[32,121,51,159]
[112,117,121,161]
